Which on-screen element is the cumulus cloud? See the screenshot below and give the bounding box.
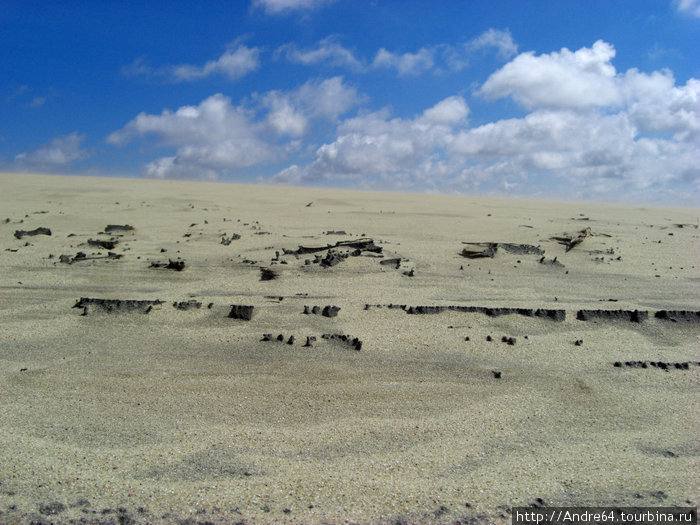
[273,41,699,201]
[479,40,621,109]
[172,43,260,81]
[272,96,469,186]
[14,132,90,170]
[261,76,362,136]
[107,94,274,179]
[275,37,363,70]
[108,78,362,180]
[252,0,335,15]
[675,0,700,17]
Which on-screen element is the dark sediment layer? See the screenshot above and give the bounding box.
[461,242,543,259]
[576,309,648,322]
[150,259,185,271]
[173,300,202,310]
[285,238,382,256]
[365,304,566,321]
[14,227,51,239]
[104,224,134,233]
[73,297,163,315]
[87,238,118,250]
[654,310,700,322]
[60,251,122,264]
[228,305,255,320]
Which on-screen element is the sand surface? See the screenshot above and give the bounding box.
[0,172,698,524]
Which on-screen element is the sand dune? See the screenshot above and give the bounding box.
[0,172,698,524]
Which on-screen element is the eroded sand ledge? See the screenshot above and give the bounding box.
[0,173,698,524]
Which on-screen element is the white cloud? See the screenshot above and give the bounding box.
[468,28,518,59]
[108,94,274,179]
[172,43,260,81]
[252,0,334,15]
[108,78,362,180]
[261,76,362,136]
[14,132,90,170]
[675,0,700,17]
[275,37,363,70]
[372,47,435,75]
[479,40,621,109]
[272,96,469,186]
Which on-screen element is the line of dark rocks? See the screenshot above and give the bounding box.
[228,305,255,320]
[60,251,123,264]
[149,259,185,271]
[364,304,566,321]
[303,305,340,317]
[613,360,700,371]
[260,333,362,350]
[365,305,700,323]
[73,298,164,315]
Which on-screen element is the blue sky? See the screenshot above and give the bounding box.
[2,0,699,204]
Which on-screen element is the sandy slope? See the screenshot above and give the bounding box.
[0,172,698,524]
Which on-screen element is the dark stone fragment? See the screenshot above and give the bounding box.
[613,362,622,367]
[277,334,284,341]
[260,268,277,281]
[322,305,340,317]
[173,300,202,310]
[228,304,254,320]
[261,334,273,341]
[492,371,501,379]
[312,305,321,315]
[88,238,117,250]
[105,224,134,233]
[287,335,295,345]
[303,305,310,314]
[320,250,344,267]
[14,227,51,239]
[486,335,492,341]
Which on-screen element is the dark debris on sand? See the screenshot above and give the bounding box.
[73,297,164,315]
[14,227,51,239]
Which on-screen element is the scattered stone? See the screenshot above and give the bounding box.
[486,335,492,342]
[228,305,254,321]
[574,339,583,346]
[303,336,316,347]
[285,238,382,256]
[14,227,51,239]
[492,371,501,379]
[287,335,295,345]
[380,257,402,268]
[320,250,345,267]
[501,336,516,345]
[461,242,543,259]
[614,360,697,371]
[322,333,363,351]
[220,233,241,245]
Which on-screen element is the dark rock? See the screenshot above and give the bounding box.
[261,334,273,341]
[486,335,492,342]
[173,300,202,310]
[303,305,311,314]
[287,335,295,345]
[654,310,700,322]
[311,306,321,315]
[228,305,254,320]
[220,233,241,245]
[105,224,134,233]
[492,371,501,379]
[576,309,648,322]
[260,268,277,281]
[461,243,498,259]
[320,250,344,267]
[552,227,591,251]
[574,339,583,346]
[14,227,51,239]
[286,238,382,256]
[150,259,185,271]
[88,238,118,250]
[303,336,316,347]
[74,297,163,315]
[322,305,340,317]
[380,258,402,268]
[277,334,284,342]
